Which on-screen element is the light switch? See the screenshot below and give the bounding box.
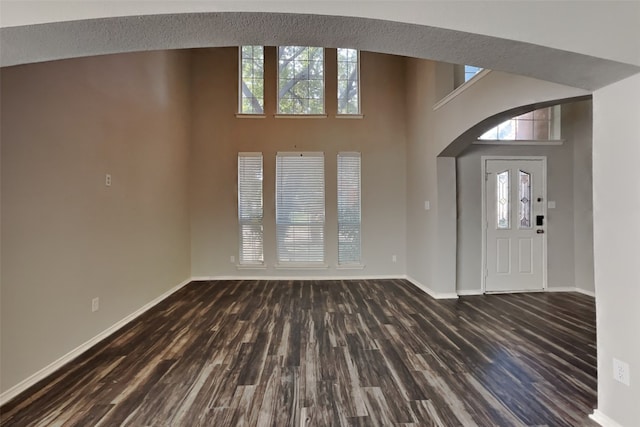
[424,201,430,210]
[548,201,556,209]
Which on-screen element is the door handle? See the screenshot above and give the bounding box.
[537,229,544,234]
[536,215,544,226]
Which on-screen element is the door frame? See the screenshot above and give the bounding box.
[481,156,548,293]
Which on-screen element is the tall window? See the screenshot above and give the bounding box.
[237,153,264,264]
[278,46,325,114]
[337,49,360,114]
[276,153,325,264]
[337,153,362,264]
[479,106,561,141]
[465,65,483,82]
[239,46,264,114]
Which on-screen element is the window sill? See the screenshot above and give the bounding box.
[335,264,365,270]
[275,263,329,270]
[473,139,564,146]
[274,114,327,119]
[236,263,267,270]
[335,114,364,119]
[235,113,267,119]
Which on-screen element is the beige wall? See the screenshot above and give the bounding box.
[592,73,640,426]
[0,51,192,394]
[404,59,590,297]
[569,101,595,293]
[0,46,603,404]
[189,48,407,277]
[455,100,594,293]
[404,58,441,293]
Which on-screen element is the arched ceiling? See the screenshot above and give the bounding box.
[1,8,639,91]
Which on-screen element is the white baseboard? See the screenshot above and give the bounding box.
[457,289,484,296]
[196,275,459,300]
[576,288,596,297]
[0,278,192,407]
[589,409,624,427]
[405,276,459,300]
[546,286,596,298]
[191,274,403,282]
[546,286,577,293]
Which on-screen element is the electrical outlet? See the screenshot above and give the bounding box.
[92,297,99,312]
[392,254,397,263]
[230,255,235,263]
[613,358,630,386]
[105,174,112,187]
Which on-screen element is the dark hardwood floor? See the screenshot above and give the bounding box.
[1,279,597,426]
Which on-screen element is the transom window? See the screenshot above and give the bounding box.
[337,49,360,115]
[278,46,325,115]
[480,106,561,141]
[239,46,264,114]
[465,65,483,82]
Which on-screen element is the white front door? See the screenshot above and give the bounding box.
[484,158,546,293]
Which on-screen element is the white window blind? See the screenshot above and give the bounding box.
[276,152,325,264]
[238,153,264,264]
[337,152,362,264]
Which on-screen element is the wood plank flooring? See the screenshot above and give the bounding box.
[1,279,598,426]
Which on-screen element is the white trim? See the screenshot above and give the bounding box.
[335,264,366,270]
[235,114,266,119]
[473,140,564,146]
[0,275,468,405]
[0,278,192,406]
[406,276,459,300]
[546,286,596,297]
[457,289,484,296]
[545,286,578,293]
[274,263,330,270]
[481,156,548,293]
[190,275,401,281]
[335,114,364,119]
[274,114,328,119]
[576,288,596,297]
[337,48,361,115]
[433,69,491,110]
[276,46,326,116]
[236,264,267,270]
[237,46,265,116]
[589,409,624,427]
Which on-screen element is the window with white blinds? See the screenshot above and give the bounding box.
[276,152,325,264]
[238,153,264,265]
[337,152,362,264]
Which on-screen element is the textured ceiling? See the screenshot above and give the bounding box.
[1,12,639,90]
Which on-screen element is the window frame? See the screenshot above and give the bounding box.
[238,46,265,116]
[237,152,265,266]
[477,105,563,143]
[337,48,361,116]
[276,46,326,116]
[275,152,326,267]
[464,65,483,82]
[337,152,363,266]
